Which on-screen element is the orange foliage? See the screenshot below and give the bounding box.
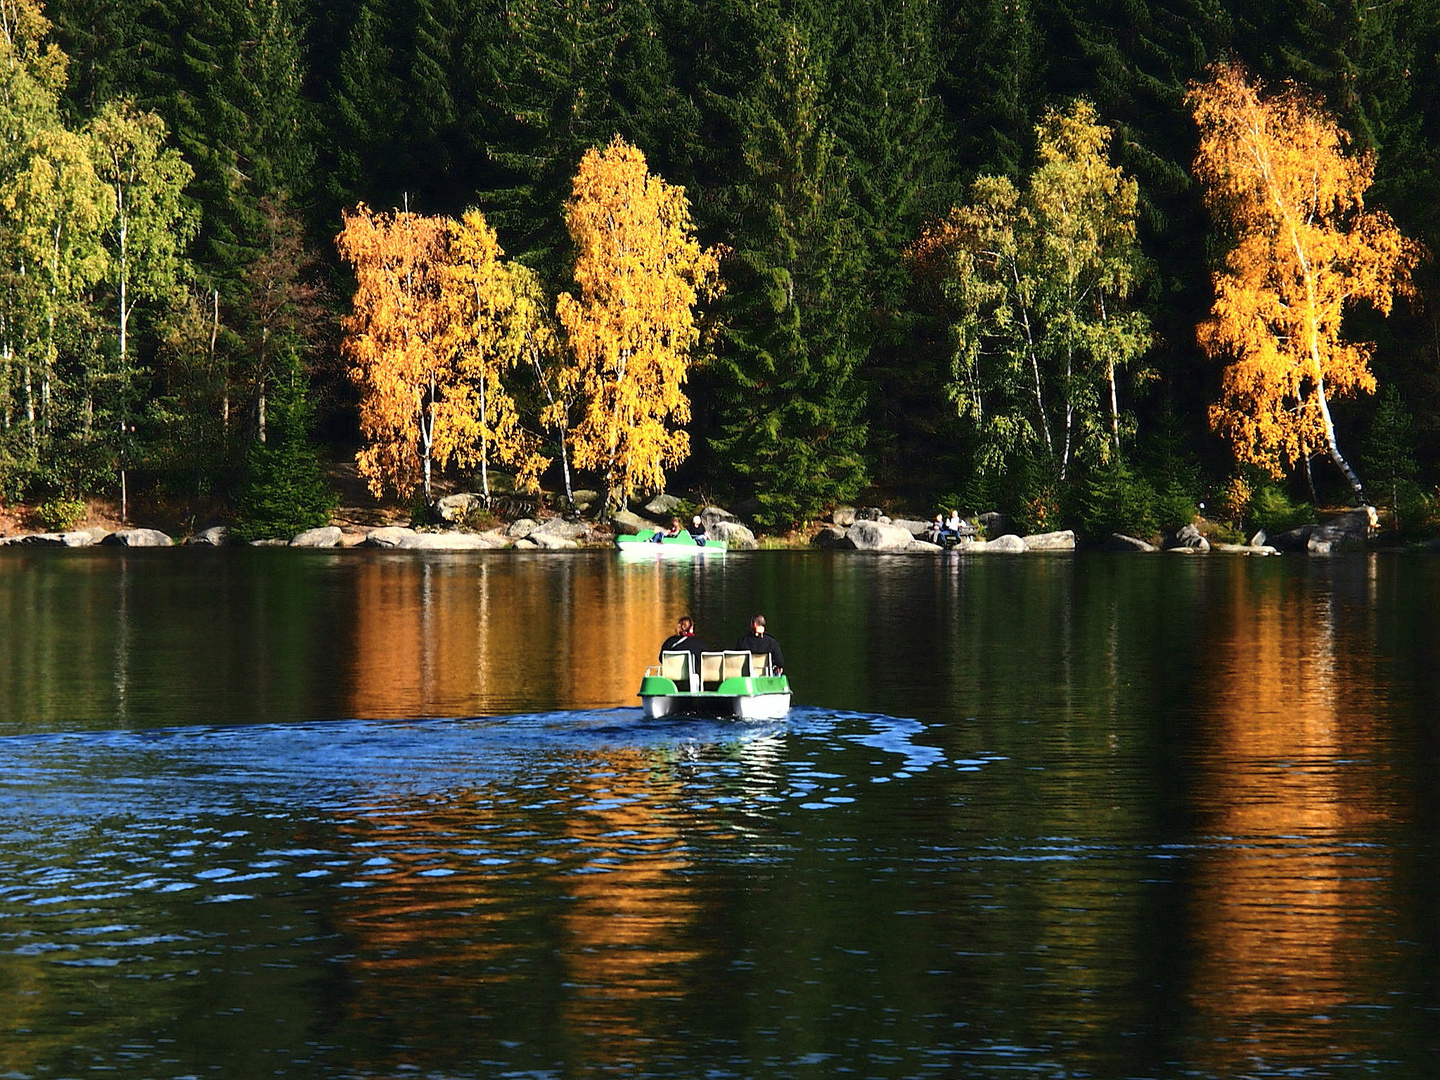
[556,137,720,512]
[338,205,548,500]
[1191,63,1421,493]
[337,205,452,499]
[437,210,549,495]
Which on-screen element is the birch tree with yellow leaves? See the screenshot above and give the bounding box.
[438,209,548,501]
[337,205,451,501]
[1191,63,1421,504]
[556,137,720,515]
[340,204,551,504]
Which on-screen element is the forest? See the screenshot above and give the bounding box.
[5,0,1440,540]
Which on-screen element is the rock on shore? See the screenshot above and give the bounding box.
[100,528,173,547]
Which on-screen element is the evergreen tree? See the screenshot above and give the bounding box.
[709,11,869,528]
[942,0,1045,179]
[472,0,695,283]
[829,0,957,482]
[327,0,421,212]
[1362,384,1421,517]
[230,367,335,540]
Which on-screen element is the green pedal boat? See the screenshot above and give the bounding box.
[639,650,791,719]
[616,530,727,556]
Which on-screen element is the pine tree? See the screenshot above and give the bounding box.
[829,0,957,481]
[230,367,335,541]
[473,0,694,283]
[708,12,870,528]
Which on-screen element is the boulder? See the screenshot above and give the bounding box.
[831,506,858,527]
[811,524,849,549]
[1307,506,1377,554]
[978,511,1016,538]
[855,506,885,522]
[402,531,495,550]
[1164,523,1210,552]
[570,489,599,513]
[337,530,369,548]
[249,537,290,546]
[1248,529,1268,548]
[291,526,341,548]
[1022,529,1076,551]
[699,505,737,531]
[1213,542,1279,556]
[434,492,484,523]
[185,526,229,547]
[890,518,933,537]
[641,493,682,521]
[513,537,539,550]
[100,528,173,547]
[972,533,1027,554]
[533,517,588,541]
[507,517,538,539]
[906,539,944,552]
[1103,533,1158,553]
[361,526,417,548]
[611,509,648,535]
[709,519,758,549]
[18,530,95,547]
[842,520,917,551]
[530,530,580,550]
[1269,525,1313,553]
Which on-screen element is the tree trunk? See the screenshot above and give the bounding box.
[1314,382,1366,504]
[479,374,490,505]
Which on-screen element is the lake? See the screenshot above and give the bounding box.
[1,547,1437,1078]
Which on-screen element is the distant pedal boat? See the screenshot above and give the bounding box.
[639,650,791,720]
[616,529,726,556]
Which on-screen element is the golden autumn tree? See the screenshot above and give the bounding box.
[438,209,548,500]
[338,204,550,503]
[556,137,720,515]
[1191,63,1421,503]
[337,204,451,501]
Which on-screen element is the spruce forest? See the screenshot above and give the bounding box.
[8,0,1440,539]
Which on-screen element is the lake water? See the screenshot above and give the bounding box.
[1,548,1437,1079]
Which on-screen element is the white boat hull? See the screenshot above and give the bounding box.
[642,691,791,720]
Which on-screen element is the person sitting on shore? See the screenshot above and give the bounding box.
[928,514,947,545]
[735,614,784,674]
[660,615,707,662]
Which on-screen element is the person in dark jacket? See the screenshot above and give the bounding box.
[660,615,706,661]
[734,614,784,673]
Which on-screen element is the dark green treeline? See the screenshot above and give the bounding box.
[34,0,1440,528]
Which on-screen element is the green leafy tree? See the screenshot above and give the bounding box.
[912,100,1151,499]
[87,99,194,516]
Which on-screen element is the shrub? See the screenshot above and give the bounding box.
[1072,462,1157,539]
[1248,482,1315,535]
[32,497,87,532]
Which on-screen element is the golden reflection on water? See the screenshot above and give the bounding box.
[347,557,693,717]
[1189,565,1395,1065]
[329,747,706,1074]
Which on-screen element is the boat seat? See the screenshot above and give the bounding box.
[660,651,696,691]
[750,652,770,676]
[721,651,751,682]
[700,652,724,691]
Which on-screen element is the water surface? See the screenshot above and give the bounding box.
[1,548,1437,1078]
